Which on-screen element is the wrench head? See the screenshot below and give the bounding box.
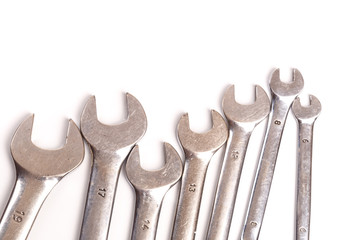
[177,110,228,156]
[222,85,270,127]
[125,143,183,190]
[270,68,304,97]
[292,95,322,122]
[80,93,147,152]
[10,115,85,178]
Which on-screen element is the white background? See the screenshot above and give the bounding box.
[0,1,358,239]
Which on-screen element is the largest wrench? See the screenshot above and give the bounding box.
[79,93,147,240]
[242,69,304,240]
[0,115,84,240]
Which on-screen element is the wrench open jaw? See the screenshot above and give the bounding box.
[126,143,182,191]
[172,110,228,240]
[292,95,322,123]
[79,93,147,240]
[270,68,304,97]
[0,114,84,240]
[207,85,270,240]
[80,93,147,152]
[223,85,270,128]
[11,114,84,177]
[177,110,228,156]
[126,143,182,240]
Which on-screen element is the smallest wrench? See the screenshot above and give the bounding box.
[292,95,321,240]
[126,143,183,240]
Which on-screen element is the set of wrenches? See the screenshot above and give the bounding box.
[0,68,321,240]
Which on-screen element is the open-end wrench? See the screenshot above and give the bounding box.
[79,93,147,240]
[172,110,228,240]
[0,115,84,240]
[292,95,321,240]
[242,69,304,240]
[126,143,183,240]
[207,85,270,240]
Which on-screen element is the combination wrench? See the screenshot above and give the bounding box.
[125,143,183,240]
[172,110,228,240]
[242,69,304,240]
[292,95,321,240]
[207,85,270,240]
[79,93,147,240]
[0,115,84,240]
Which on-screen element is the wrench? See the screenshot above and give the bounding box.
[0,115,84,240]
[125,143,183,240]
[207,85,270,240]
[242,69,304,240]
[79,93,147,240]
[292,95,321,240]
[172,110,228,240]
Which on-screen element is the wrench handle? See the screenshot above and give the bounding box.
[172,156,209,240]
[131,190,165,240]
[0,171,58,240]
[207,128,251,240]
[296,123,314,240]
[79,153,122,240]
[242,97,292,240]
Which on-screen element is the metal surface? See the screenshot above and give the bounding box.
[172,110,228,240]
[206,85,270,240]
[79,93,147,240]
[0,115,84,240]
[126,143,182,240]
[292,95,321,240]
[242,69,304,240]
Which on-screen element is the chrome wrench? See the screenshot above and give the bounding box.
[126,143,182,240]
[207,85,270,240]
[292,95,321,240]
[172,110,228,240]
[0,115,84,240]
[79,93,147,240]
[242,69,304,240]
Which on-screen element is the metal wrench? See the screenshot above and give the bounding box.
[172,110,228,240]
[126,143,182,240]
[207,85,270,240]
[292,95,321,240]
[79,93,147,240]
[242,69,304,240]
[0,115,84,240]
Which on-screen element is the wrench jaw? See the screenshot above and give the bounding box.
[10,114,85,178]
[270,68,304,103]
[177,110,228,160]
[292,95,322,124]
[80,93,147,155]
[126,143,183,194]
[222,85,270,132]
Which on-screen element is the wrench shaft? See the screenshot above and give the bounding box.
[0,171,59,240]
[242,98,292,240]
[296,123,314,240]
[207,128,251,240]
[80,153,122,240]
[131,190,163,240]
[172,156,209,240]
